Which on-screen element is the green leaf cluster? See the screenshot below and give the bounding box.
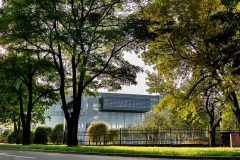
[33,126,52,144]
[140,0,240,127]
[86,121,108,144]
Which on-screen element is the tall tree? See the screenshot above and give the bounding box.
[141,0,240,124]
[138,0,240,146]
[0,51,59,145]
[207,0,240,125]
[0,0,143,146]
[0,72,21,144]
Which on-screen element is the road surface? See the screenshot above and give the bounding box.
[0,149,194,160]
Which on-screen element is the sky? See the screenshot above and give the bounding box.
[99,52,155,95]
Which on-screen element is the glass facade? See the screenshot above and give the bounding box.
[100,97,151,112]
[45,92,161,132]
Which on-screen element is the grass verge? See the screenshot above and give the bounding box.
[0,144,240,157]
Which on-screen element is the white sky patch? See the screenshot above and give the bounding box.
[99,52,155,95]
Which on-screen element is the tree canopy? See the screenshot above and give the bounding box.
[139,0,240,146]
[0,0,144,146]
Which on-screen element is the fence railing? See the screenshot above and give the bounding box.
[1,128,238,146]
[77,128,227,146]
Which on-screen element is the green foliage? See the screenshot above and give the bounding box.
[221,109,240,130]
[106,129,119,144]
[6,128,22,144]
[50,123,64,144]
[33,126,52,144]
[7,130,15,143]
[0,0,61,145]
[0,128,23,144]
[86,121,108,144]
[0,128,12,143]
[139,0,240,133]
[152,92,209,128]
[134,109,208,132]
[30,130,34,144]
[0,0,144,146]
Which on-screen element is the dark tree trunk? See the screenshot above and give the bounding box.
[62,53,83,146]
[209,128,216,147]
[205,94,222,147]
[66,91,82,146]
[19,82,33,145]
[13,116,21,144]
[66,118,79,146]
[22,121,31,145]
[66,55,79,146]
[57,65,81,146]
[227,91,240,125]
[209,117,216,147]
[208,112,222,147]
[19,83,29,145]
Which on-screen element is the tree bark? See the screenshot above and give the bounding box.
[22,120,31,145]
[227,91,240,125]
[19,83,29,145]
[209,116,216,147]
[205,94,222,147]
[66,91,82,146]
[19,81,33,145]
[13,116,21,144]
[66,117,79,146]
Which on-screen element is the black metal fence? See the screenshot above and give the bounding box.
[77,128,228,146]
[1,128,238,146]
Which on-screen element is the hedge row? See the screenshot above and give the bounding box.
[0,123,64,144]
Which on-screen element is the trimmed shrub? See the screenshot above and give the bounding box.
[33,126,52,144]
[30,131,34,144]
[7,130,15,143]
[0,129,12,143]
[50,123,64,144]
[86,121,108,145]
[7,129,23,144]
[0,128,23,144]
[106,128,119,144]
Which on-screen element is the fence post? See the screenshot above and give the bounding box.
[63,131,65,144]
[89,131,90,145]
[119,128,122,145]
[170,127,172,145]
[158,129,161,144]
[146,129,148,145]
[104,131,106,146]
[208,127,209,146]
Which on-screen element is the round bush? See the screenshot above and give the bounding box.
[0,129,12,143]
[50,123,64,144]
[86,121,108,144]
[33,126,52,144]
[7,130,15,143]
[8,129,23,144]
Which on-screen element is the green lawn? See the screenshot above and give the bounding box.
[0,144,240,157]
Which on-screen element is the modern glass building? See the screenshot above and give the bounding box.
[45,92,161,132]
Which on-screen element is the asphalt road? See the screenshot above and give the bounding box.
[0,149,195,160]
